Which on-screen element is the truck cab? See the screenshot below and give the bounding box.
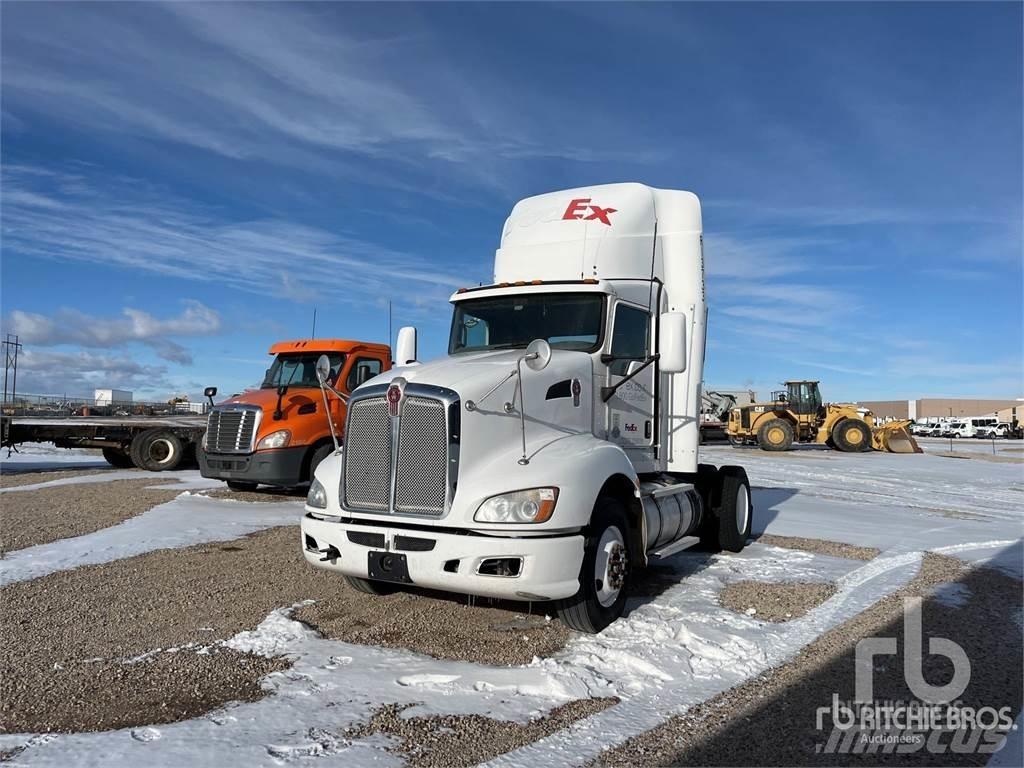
[301,184,751,633]
[200,339,390,490]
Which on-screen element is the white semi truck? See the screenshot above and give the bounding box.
[301,183,752,632]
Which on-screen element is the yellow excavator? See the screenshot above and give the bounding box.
[726,380,921,454]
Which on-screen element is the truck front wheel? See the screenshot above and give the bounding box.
[344,575,399,596]
[556,497,631,634]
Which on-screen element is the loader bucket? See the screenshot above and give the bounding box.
[871,421,922,453]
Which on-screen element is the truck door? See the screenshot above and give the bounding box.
[605,302,655,451]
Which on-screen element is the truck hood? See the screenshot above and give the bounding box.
[218,387,321,421]
[364,348,588,406]
[359,347,595,472]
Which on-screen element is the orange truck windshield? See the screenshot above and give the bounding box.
[261,352,344,389]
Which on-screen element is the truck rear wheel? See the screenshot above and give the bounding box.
[556,497,631,634]
[833,419,870,453]
[102,447,135,468]
[344,575,399,596]
[757,418,793,451]
[130,429,184,471]
[698,465,752,552]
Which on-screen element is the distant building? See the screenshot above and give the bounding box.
[94,388,133,405]
[857,398,1023,423]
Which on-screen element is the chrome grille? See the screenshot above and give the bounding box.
[342,385,457,517]
[344,398,392,510]
[206,407,259,454]
[395,397,448,514]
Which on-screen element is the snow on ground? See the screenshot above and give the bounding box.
[1,442,110,472]
[1,446,1020,765]
[0,468,220,495]
[0,482,300,585]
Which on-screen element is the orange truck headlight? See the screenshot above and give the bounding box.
[257,430,291,450]
[474,488,558,524]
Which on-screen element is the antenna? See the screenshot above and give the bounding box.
[311,308,317,339]
[388,300,393,346]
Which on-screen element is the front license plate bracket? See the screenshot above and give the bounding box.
[367,551,412,584]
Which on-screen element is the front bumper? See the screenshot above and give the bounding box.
[199,445,307,487]
[301,514,584,601]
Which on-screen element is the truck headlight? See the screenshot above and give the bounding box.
[257,430,291,450]
[474,488,558,524]
[307,477,328,509]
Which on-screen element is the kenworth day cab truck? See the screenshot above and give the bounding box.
[199,339,391,490]
[301,183,752,633]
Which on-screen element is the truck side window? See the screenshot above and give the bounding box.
[347,357,383,391]
[610,304,649,376]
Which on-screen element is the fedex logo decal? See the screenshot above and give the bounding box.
[562,198,617,226]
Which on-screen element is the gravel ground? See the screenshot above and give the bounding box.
[0,469,124,489]
[348,698,618,767]
[755,533,880,561]
[198,487,305,503]
[0,478,180,554]
[719,580,837,622]
[0,526,334,733]
[0,521,575,732]
[294,586,572,667]
[597,553,1023,766]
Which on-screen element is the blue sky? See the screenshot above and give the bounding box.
[2,1,1021,403]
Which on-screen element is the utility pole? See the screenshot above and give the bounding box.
[2,334,23,408]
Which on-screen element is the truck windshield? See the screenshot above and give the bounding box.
[449,293,604,354]
[261,352,344,389]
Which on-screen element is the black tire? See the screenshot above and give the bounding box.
[716,466,753,552]
[102,446,135,468]
[227,480,258,492]
[307,443,335,483]
[757,418,794,451]
[697,465,752,552]
[556,496,632,633]
[130,429,184,471]
[344,575,399,595]
[833,419,871,453]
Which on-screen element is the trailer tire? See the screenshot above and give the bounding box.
[344,575,399,596]
[130,429,184,471]
[102,447,134,468]
[833,419,870,453]
[757,418,793,451]
[556,497,631,634]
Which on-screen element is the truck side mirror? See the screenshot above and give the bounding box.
[204,386,217,398]
[315,354,332,384]
[396,326,418,366]
[659,312,687,373]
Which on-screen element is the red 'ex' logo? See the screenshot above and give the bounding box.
[562,198,617,226]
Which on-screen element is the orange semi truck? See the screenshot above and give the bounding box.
[199,339,391,490]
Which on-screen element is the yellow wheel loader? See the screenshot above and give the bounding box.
[725,381,921,454]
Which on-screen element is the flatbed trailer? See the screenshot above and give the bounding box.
[1,414,207,471]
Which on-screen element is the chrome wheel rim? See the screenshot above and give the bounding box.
[735,483,750,535]
[595,525,628,608]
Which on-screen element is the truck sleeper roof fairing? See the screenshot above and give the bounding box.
[268,339,391,356]
[494,182,702,285]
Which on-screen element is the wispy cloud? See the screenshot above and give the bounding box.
[14,348,171,398]
[1,164,480,313]
[5,301,220,365]
[0,3,662,194]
